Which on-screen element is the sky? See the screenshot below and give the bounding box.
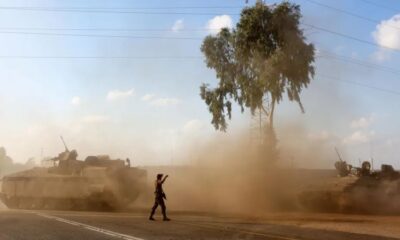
[0,0,400,169]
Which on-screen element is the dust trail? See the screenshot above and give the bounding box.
[137,122,400,216]
[136,126,339,216]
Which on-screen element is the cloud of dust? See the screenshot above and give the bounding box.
[338,178,400,214]
[139,125,341,216]
[138,120,400,216]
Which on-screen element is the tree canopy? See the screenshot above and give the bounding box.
[200,1,315,131]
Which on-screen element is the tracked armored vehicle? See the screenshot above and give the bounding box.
[298,151,400,214]
[0,138,147,211]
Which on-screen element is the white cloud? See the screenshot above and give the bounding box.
[141,94,180,106]
[183,119,204,134]
[150,97,180,107]
[351,116,374,129]
[71,96,81,106]
[172,19,184,32]
[372,14,400,61]
[343,130,375,145]
[372,49,391,62]
[107,89,134,101]
[82,115,109,124]
[141,94,155,101]
[206,15,233,34]
[308,130,333,141]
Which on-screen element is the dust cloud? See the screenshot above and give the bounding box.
[138,126,338,216]
[338,178,400,214]
[138,121,400,216]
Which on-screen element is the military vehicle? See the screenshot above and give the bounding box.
[333,147,352,177]
[0,137,147,211]
[298,149,400,214]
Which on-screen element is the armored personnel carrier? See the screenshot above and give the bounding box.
[0,137,147,211]
[298,150,400,214]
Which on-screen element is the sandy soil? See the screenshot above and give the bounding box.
[1,210,397,240]
[256,212,400,239]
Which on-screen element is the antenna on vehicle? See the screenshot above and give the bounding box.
[369,140,375,171]
[371,157,374,171]
[60,136,69,152]
[335,147,344,162]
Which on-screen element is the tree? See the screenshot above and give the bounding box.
[200,1,315,133]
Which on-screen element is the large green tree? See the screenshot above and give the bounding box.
[200,1,315,132]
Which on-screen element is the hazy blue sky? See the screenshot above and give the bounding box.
[0,0,399,169]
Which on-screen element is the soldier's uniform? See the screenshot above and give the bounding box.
[149,175,170,221]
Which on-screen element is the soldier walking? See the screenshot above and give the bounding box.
[149,173,170,221]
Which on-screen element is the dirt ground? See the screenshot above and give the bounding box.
[0,209,398,240]
[255,212,400,239]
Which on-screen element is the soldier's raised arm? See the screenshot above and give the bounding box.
[161,175,168,183]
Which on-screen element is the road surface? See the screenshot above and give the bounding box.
[0,209,398,240]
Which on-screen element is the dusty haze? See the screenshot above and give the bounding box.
[137,124,400,216]
[137,127,340,215]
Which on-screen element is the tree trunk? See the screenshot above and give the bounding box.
[258,97,278,164]
[269,97,275,130]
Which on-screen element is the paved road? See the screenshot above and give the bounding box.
[0,209,398,240]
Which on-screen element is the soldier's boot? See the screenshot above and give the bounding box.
[149,211,156,221]
[149,206,157,221]
[162,206,170,221]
